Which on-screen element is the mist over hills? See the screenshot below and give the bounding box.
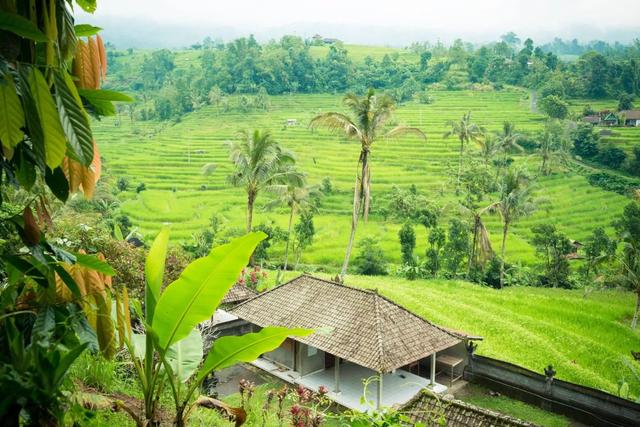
[85,16,640,49]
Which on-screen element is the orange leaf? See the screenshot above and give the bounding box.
[22,206,40,246]
[88,37,101,89]
[96,34,107,79]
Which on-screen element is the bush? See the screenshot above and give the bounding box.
[598,146,627,169]
[587,172,640,195]
[618,93,634,111]
[136,182,147,193]
[627,147,640,177]
[117,177,129,192]
[320,177,333,194]
[353,238,388,276]
[571,123,599,159]
[398,222,416,266]
[540,95,569,119]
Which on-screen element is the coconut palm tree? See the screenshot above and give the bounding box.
[495,121,523,179]
[310,89,426,279]
[477,134,501,170]
[494,168,537,288]
[461,199,496,276]
[266,178,317,282]
[618,241,640,328]
[226,130,304,233]
[444,112,484,192]
[537,120,570,175]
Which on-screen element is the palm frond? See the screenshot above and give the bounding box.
[309,113,361,140]
[385,126,427,140]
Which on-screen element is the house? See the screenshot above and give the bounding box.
[620,110,640,127]
[221,283,257,305]
[229,275,480,411]
[323,38,339,44]
[285,118,298,127]
[601,112,619,127]
[401,390,537,426]
[582,115,601,125]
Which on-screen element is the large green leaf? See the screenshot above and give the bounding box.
[54,71,94,166]
[165,329,203,383]
[78,89,134,103]
[28,68,67,169]
[197,327,312,381]
[152,232,265,351]
[74,24,102,37]
[74,252,115,275]
[75,0,97,13]
[0,72,25,150]
[145,228,169,323]
[17,67,45,172]
[0,11,48,42]
[130,333,146,361]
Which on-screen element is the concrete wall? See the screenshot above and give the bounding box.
[263,338,295,369]
[465,354,640,427]
[296,343,325,376]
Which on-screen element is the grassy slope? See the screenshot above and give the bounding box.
[280,271,640,399]
[94,90,637,267]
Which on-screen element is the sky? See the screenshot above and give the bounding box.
[77,0,640,48]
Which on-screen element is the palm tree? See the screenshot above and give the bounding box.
[266,179,316,282]
[226,130,304,233]
[495,121,523,179]
[477,134,501,170]
[444,112,484,192]
[461,199,496,276]
[537,121,569,175]
[494,168,536,288]
[618,241,640,328]
[310,89,426,279]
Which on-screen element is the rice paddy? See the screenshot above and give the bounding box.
[93,89,639,268]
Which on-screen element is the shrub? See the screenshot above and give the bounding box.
[531,224,573,288]
[571,123,599,159]
[443,218,469,277]
[117,177,129,192]
[587,172,640,195]
[136,182,147,193]
[598,146,627,169]
[398,222,416,266]
[618,93,634,111]
[353,238,388,276]
[320,177,333,194]
[627,147,640,177]
[540,95,569,119]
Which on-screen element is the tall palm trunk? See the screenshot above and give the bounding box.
[499,222,509,289]
[467,216,479,277]
[340,151,367,280]
[456,137,464,193]
[246,191,255,233]
[282,204,295,272]
[632,290,640,329]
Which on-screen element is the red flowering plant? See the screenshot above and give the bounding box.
[237,266,269,291]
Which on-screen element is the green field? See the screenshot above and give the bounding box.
[93,89,638,268]
[279,271,640,399]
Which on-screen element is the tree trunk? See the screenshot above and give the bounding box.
[632,290,640,329]
[456,137,464,194]
[246,192,255,234]
[282,205,295,273]
[467,216,479,278]
[340,153,366,280]
[499,222,509,289]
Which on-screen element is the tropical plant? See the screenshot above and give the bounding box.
[292,210,316,270]
[113,229,311,426]
[310,89,425,279]
[444,111,484,192]
[399,222,417,266]
[460,199,495,276]
[266,177,315,282]
[494,168,537,288]
[0,1,131,424]
[538,120,569,175]
[494,121,523,179]
[531,224,574,288]
[353,237,389,276]
[477,134,501,169]
[224,130,303,233]
[614,201,640,328]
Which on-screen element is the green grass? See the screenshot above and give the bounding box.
[280,271,640,400]
[93,90,638,268]
[459,384,571,427]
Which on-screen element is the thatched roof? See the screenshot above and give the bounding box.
[230,275,463,373]
[402,390,537,427]
[222,283,257,305]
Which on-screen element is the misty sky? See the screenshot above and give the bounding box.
[77,0,640,48]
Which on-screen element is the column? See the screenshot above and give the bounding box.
[430,352,437,386]
[377,372,383,410]
[334,356,341,393]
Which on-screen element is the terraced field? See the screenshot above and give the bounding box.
[94,90,638,268]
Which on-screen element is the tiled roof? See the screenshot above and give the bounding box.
[620,110,640,120]
[222,283,257,305]
[230,275,462,373]
[402,390,538,427]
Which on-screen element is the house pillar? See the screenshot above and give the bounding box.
[376,372,383,410]
[334,356,341,393]
[430,352,437,386]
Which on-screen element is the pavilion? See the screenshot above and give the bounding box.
[230,275,480,411]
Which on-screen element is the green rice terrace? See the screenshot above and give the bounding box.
[93,90,637,267]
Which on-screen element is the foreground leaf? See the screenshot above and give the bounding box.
[198,327,312,380]
[0,11,48,42]
[54,71,93,166]
[74,24,102,37]
[0,72,25,150]
[152,232,265,350]
[145,228,170,323]
[28,68,67,169]
[165,329,203,382]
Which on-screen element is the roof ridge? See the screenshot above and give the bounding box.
[230,274,303,312]
[372,292,386,373]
